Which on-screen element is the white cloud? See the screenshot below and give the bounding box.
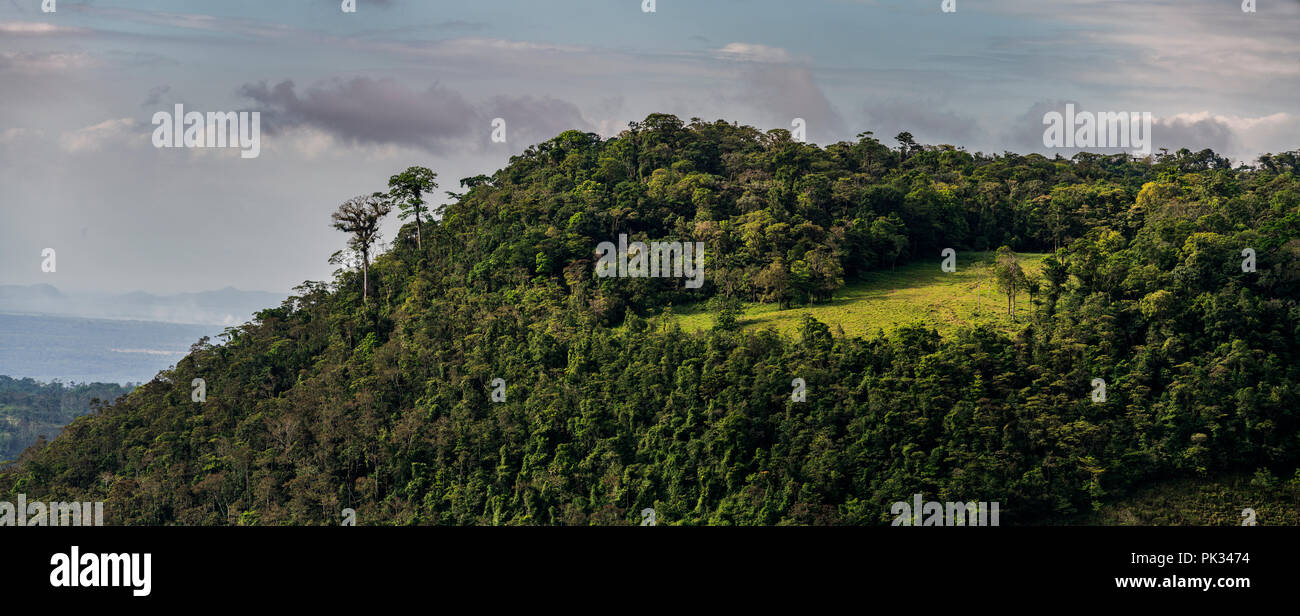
[714,43,793,63]
[1162,111,1294,133]
[0,51,97,72]
[1159,111,1300,161]
[1005,102,1299,162]
[59,118,139,153]
[431,38,588,55]
[0,21,87,35]
[0,127,44,144]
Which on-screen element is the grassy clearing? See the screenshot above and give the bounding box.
[673,251,1046,337]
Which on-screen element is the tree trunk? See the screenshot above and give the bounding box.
[415,211,422,251]
[362,250,369,303]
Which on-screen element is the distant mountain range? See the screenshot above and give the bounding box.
[0,284,283,326]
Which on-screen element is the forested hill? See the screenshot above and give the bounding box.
[4,114,1299,525]
[0,377,132,464]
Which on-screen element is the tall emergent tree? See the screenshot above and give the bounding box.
[387,166,438,252]
[993,245,1026,319]
[332,192,392,302]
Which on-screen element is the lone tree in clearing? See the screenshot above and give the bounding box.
[332,192,392,303]
[387,166,438,252]
[993,246,1027,320]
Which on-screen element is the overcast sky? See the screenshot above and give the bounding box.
[2,0,1297,295]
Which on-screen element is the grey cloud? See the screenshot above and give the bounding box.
[141,84,170,107]
[861,99,980,147]
[239,77,593,154]
[0,21,90,36]
[0,50,97,72]
[433,20,486,31]
[317,0,396,6]
[1151,115,1239,156]
[728,62,843,144]
[1003,101,1249,160]
[1003,100,1078,154]
[240,78,478,152]
[481,95,595,150]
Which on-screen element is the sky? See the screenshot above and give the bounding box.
[1,0,1298,295]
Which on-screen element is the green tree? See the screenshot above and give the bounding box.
[706,295,741,331]
[388,166,439,252]
[992,246,1026,319]
[870,215,908,270]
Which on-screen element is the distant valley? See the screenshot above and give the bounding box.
[0,284,281,385]
[0,312,222,384]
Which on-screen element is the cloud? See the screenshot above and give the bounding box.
[861,100,980,147]
[1002,100,1080,153]
[482,94,594,148]
[317,0,396,7]
[991,0,1300,103]
[0,51,97,72]
[0,21,88,35]
[1003,101,1298,162]
[141,84,171,107]
[349,36,590,67]
[75,7,298,39]
[709,43,843,143]
[0,127,44,144]
[432,20,485,31]
[1157,112,1300,161]
[1151,113,1239,156]
[713,43,793,63]
[59,118,138,153]
[240,78,477,152]
[239,77,594,154]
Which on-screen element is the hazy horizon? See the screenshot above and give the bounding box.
[0,282,287,326]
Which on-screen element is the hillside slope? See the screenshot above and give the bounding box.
[3,117,1299,525]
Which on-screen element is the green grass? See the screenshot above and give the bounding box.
[673,251,1047,337]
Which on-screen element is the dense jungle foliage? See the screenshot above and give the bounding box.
[0,377,132,464]
[4,114,1299,525]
